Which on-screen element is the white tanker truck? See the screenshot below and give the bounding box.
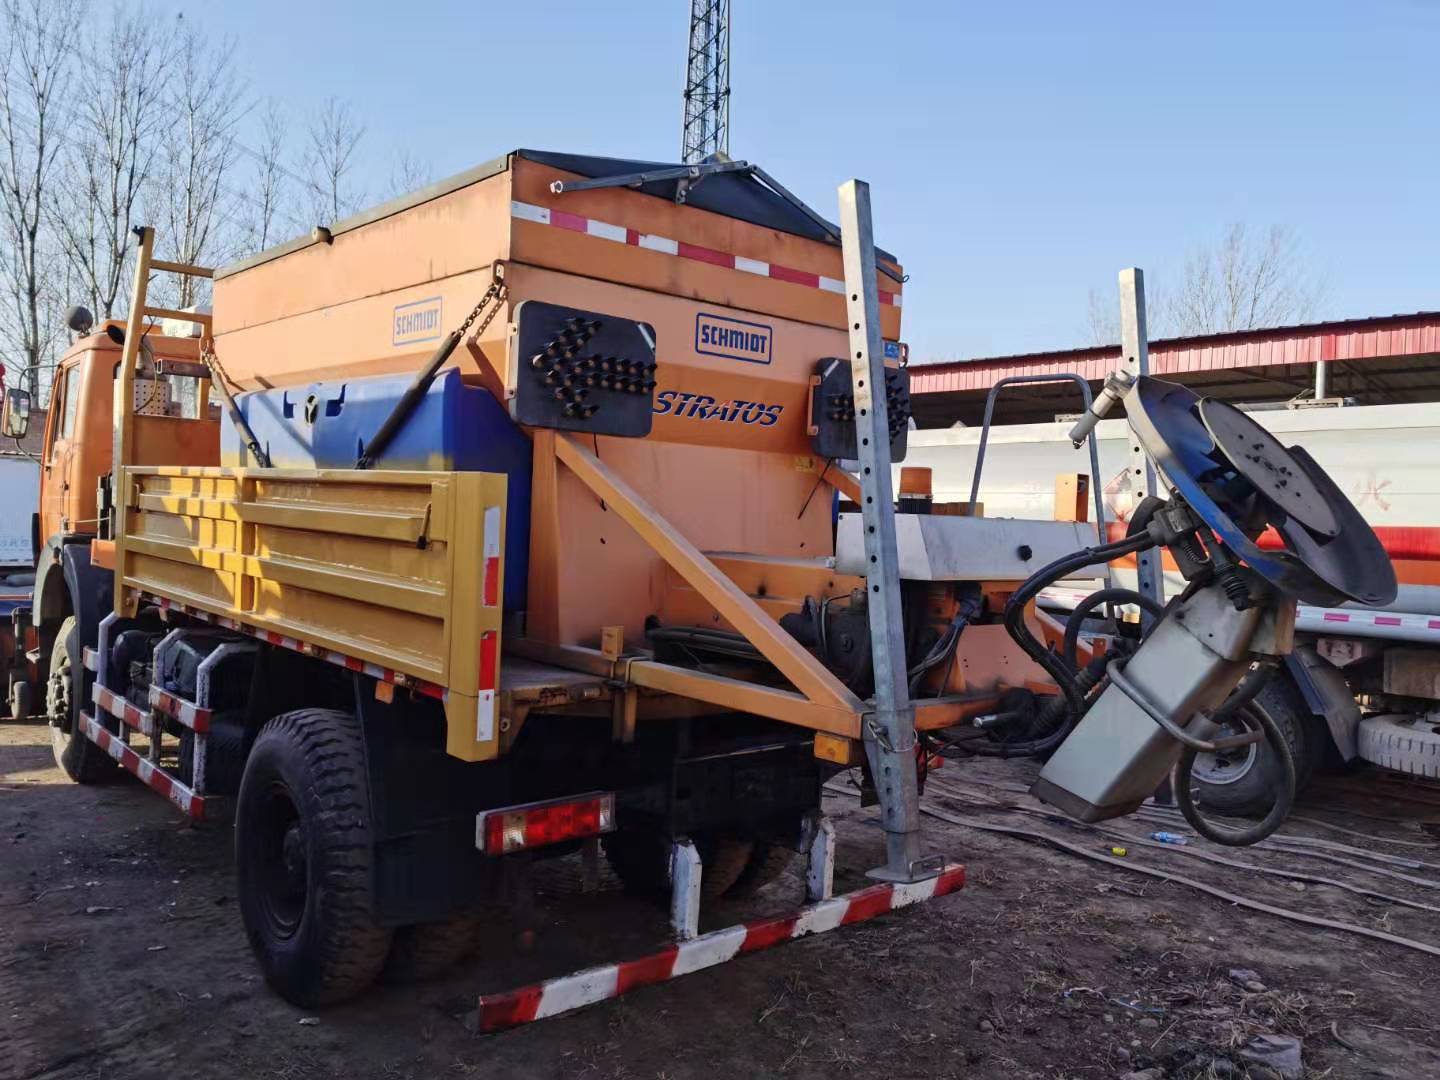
[905,399,1440,813]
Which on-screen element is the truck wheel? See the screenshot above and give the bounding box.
[235,709,392,1007]
[601,830,754,900]
[8,677,30,722]
[726,841,796,898]
[382,910,482,985]
[726,817,803,899]
[1187,678,1310,817]
[49,615,113,783]
[1357,714,1440,778]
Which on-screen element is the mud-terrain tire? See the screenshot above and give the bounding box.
[1187,678,1311,817]
[235,708,392,1007]
[726,817,803,898]
[1357,714,1440,778]
[602,830,754,900]
[382,910,484,984]
[50,615,112,783]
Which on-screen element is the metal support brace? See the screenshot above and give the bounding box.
[837,179,930,883]
[670,837,702,941]
[1119,268,1164,626]
[803,811,836,902]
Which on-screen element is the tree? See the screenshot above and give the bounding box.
[0,0,83,399]
[1164,223,1323,337]
[49,4,177,319]
[385,149,431,200]
[149,23,244,310]
[241,99,290,252]
[1085,288,1120,347]
[303,96,364,225]
[1084,223,1324,346]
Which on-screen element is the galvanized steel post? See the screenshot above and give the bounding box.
[1119,268,1165,624]
[837,179,929,882]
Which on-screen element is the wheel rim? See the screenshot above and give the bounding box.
[1191,714,1258,786]
[255,781,307,939]
[47,638,70,725]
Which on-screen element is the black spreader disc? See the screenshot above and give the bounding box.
[1198,398,1341,539]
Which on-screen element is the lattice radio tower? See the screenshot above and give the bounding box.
[681,0,731,163]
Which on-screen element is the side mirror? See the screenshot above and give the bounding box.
[2,387,31,439]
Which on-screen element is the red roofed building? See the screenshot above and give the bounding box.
[909,311,1440,427]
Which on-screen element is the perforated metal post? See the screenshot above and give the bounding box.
[1119,268,1164,625]
[837,179,929,883]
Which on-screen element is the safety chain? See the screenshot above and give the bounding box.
[199,336,238,390]
[453,262,508,343]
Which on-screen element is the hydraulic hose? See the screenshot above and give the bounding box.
[1175,697,1297,846]
[1061,587,1165,673]
[1002,531,1158,722]
[961,651,1113,758]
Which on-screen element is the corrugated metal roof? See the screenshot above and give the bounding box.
[911,311,1440,395]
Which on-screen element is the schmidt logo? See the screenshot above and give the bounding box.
[393,296,443,347]
[695,312,773,365]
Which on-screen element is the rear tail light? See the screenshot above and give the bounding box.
[476,793,616,856]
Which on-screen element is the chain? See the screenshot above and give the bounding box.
[199,336,240,391]
[453,263,508,342]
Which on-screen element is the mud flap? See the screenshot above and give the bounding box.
[1284,646,1360,761]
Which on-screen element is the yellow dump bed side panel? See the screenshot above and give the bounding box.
[114,466,507,761]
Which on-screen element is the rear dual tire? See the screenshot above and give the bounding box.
[602,820,799,901]
[235,708,392,1007]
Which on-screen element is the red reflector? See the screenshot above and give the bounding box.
[477,793,615,855]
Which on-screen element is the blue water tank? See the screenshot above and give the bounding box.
[222,369,531,613]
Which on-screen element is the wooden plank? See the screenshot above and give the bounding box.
[554,434,864,714]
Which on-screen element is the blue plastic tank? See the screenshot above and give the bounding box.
[222,369,531,613]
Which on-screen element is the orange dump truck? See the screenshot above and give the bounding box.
[7,150,1384,1022]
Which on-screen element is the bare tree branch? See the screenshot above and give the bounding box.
[47,3,178,319]
[1165,222,1324,337]
[303,96,364,225]
[0,0,83,398]
[148,22,246,310]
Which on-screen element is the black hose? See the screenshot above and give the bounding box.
[1174,691,1296,846]
[1061,587,1165,673]
[1002,531,1157,722]
[964,651,1112,758]
[908,586,982,695]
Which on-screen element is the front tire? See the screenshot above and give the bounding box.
[49,615,112,783]
[235,708,392,1007]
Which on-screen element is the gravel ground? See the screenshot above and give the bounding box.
[4,721,1440,1080]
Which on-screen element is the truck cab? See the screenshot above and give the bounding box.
[2,323,218,735]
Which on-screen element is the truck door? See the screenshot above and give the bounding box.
[40,364,80,540]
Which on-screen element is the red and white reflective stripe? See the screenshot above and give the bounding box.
[82,646,98,672]
[481,505,501,609]
[474,503,502,741]
[1298,604,1440,641]
[476,864,965,1031]
[511,201,901,308]
[150,596,446,701]
[92,683,153,736]
[82,713,206,819]
[476,632,498,741]
[148,685,212,733]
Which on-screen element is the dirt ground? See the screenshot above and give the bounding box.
[4,720,1440,1080]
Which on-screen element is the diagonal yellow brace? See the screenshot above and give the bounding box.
[553,434,865,715]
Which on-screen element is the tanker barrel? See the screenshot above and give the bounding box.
[355,328,463,469]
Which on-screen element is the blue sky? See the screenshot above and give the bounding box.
[199,0,1438,361]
